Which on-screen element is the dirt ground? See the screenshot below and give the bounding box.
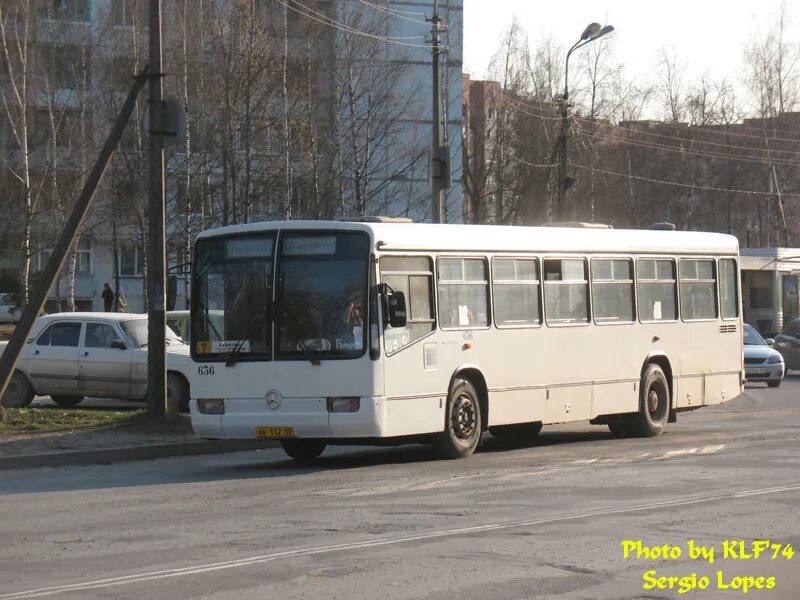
[0,413,195,457]
[0,324,13,341]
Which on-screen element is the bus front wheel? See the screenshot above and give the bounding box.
[280,439,326,463]
[434,378,482,459]
[626,364,670,437]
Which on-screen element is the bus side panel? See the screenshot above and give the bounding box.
[675,374,704,408]
[704,372,739,406]
[487,389,546,426]
[382,396,446,437]
[591,381,639,418]
[546,385,592,424]
[383,342,447,436]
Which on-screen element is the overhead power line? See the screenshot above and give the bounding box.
[354,0,428,25]
[576,125,800,168]
[567,162,800,198]
[273,0,430,48]
[498,91,800,146]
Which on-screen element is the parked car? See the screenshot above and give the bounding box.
[774,317,800,372]
[743,323,784,388]
[0,293,21,324]
[0,313,194,410]
[167,309,225,344]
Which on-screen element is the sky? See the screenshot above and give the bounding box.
[463,0,798,87]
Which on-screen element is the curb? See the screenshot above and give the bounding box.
[0,439,280,470]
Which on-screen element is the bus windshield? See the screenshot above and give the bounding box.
[191,231,369,361]
[276,232,369,360]
[192,235,275,360]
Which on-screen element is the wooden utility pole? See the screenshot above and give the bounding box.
[147,0,167,418]
[772,166,790,247]
[0,73,148,420]
[428,0,447,223]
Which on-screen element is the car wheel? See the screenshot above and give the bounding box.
[489,422,542,440]
[167,372,190,413]
[767,380,781,388]
[625,364,670,437]
[280,439,326,463]
[2,371,35,408]
[434,378,482,459]
[51,395,84,408]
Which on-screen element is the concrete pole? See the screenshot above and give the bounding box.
[147,0,167,418]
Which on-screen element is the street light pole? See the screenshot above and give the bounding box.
[556,23,614,222]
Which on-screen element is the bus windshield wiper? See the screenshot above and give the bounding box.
[224,337,249,367]
[275,303,321,366]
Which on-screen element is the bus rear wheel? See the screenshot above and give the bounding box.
[626,364,670,437]
[280,439,326,463]
[434,378,482,459]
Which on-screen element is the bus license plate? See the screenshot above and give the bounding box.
[255,426,296,438]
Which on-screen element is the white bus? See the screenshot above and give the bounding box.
[188,219,744,460]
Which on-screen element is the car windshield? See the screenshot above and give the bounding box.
[120,319,181,347]
[744,325,767,345]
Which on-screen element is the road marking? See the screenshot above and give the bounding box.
[2,482,799,599]
[650,444,726,460]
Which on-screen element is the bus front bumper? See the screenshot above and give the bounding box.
[190,396,387,439]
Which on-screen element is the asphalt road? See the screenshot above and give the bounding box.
[1,376,799,599]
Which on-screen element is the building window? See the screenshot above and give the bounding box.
[40,0,91,22]
[380,256,435,354]
[33,249,53,273]
[76,237,91,274]
[119,245,143,276]
[680,259,718,320]
[111,1,136,26]
[637,259,678,321]
[543,258,589,324]
[492,257,541,327]
[592,259,635,323]
[437,257,489,329]
[747,271,773,310]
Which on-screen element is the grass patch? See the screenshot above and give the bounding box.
[0,408,154,436]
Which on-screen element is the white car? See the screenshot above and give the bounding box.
[0,293,21,324]
[744,323,785,388]
[0,313,194,409]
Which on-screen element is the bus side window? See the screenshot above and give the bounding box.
[680,259,718,320]
[543,258,589,324]
[381,256,435,354]
[637,259,678,322]
[438,257,490,329]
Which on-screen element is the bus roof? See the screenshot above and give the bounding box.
[195,220,740,256]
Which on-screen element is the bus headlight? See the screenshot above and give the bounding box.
[327,397,360,413]
[198,399,225,414]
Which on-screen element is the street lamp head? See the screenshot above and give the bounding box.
[580,22,602,40]
[589,24,615,41]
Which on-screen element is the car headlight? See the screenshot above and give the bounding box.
[768,355,783,364]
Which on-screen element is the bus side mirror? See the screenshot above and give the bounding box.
[387,291,407,328]
[379,284,407,328]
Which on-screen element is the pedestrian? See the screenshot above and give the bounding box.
[101,282,114,312]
